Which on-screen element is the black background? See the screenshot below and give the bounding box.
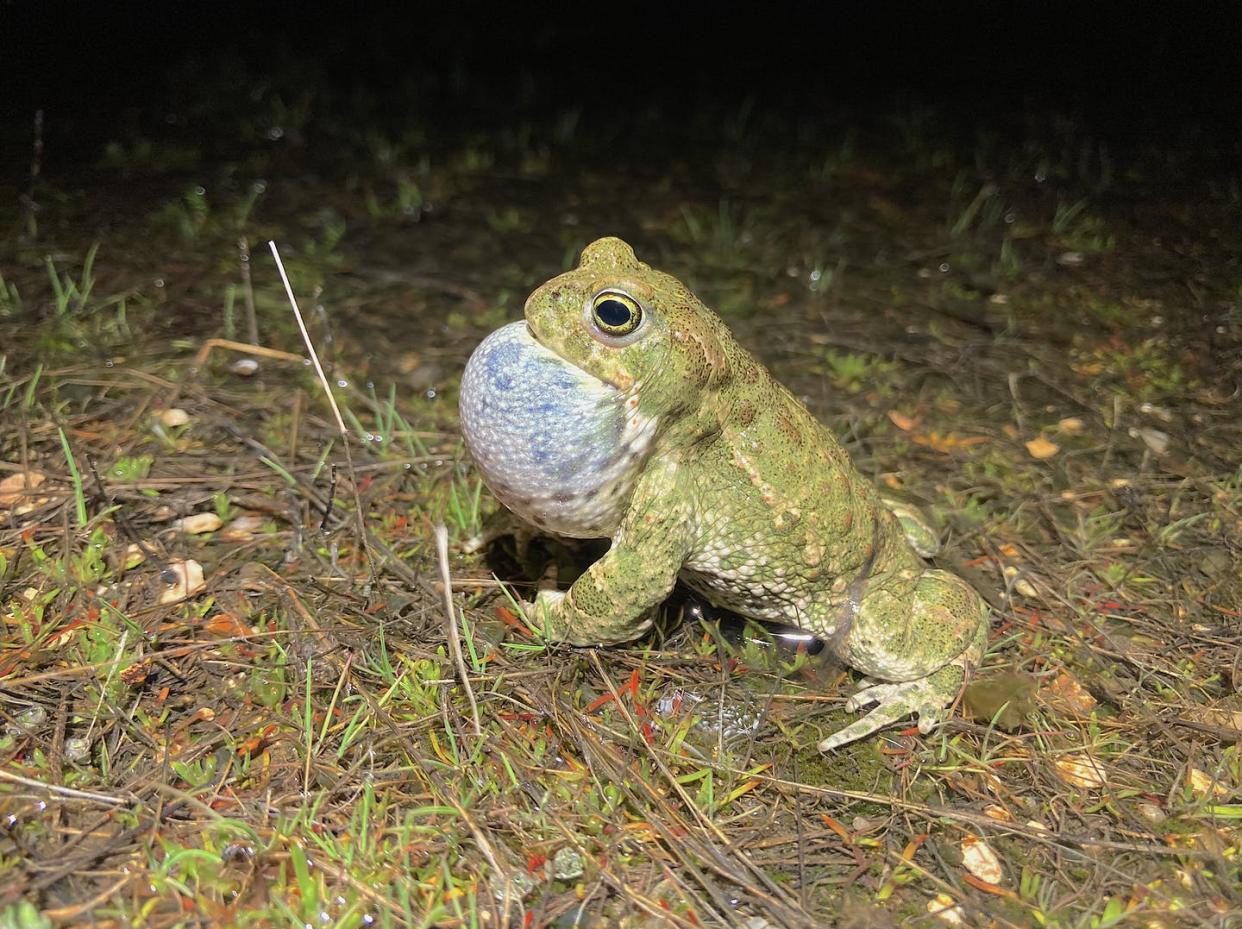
[3,1,1240,153]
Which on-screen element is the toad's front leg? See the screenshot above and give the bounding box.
[527,476,693,647]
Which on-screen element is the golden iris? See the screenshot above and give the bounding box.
[591,290,643,336]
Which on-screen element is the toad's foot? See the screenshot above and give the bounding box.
[524,589,655,647]
[817,663,964,752]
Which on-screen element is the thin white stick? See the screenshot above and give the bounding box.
[0,768,125,806]
[435,523,482,737]
[268,241,375,581]
[268,241,347,436]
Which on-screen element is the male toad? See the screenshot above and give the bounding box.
[459,237,990,751]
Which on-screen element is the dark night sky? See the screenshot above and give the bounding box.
[2,1,1240,152]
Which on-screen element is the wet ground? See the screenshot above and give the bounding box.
[1,22,1241,929]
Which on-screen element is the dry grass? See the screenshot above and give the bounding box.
[2,86,1241,928]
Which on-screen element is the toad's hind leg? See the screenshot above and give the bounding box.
[817,663,967,752]
[817,568,988,752]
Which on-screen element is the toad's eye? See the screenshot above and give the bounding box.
[591,290,643,336]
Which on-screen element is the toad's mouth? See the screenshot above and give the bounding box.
[524,322,622,392]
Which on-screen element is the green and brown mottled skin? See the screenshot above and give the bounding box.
[521,237,990,751]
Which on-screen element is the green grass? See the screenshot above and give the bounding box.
[1,83,1240,928]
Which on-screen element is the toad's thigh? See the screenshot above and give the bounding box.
[845,569,988,681]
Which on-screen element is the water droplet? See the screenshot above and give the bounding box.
[808,269,822,283]
[1004,212,1016,224]
[267,126,285,141]
[425,388,437,399]
[154,279,165,288]
[336,379,348,388]
[252,180,267,193]
[938,263,950,273]
[193,186,206,196]
[1034,171,1047,183]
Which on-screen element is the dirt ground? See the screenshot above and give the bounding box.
[1,38,1241,929]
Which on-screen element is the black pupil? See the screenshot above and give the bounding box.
[596,298,634,329]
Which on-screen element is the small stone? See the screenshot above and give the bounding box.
[174,513,223,535]
[1135,801,1165,825]
[159,559,206,604]
[159,408,191,428]
[16,705,48,730]
[491,871,535,905]
[552,846,585,880]
[64,736,92,763]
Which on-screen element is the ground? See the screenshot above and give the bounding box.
[1,55,1241,929]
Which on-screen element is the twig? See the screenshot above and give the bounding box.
[24,109,43,239]
[268,241,375,585]
[191,337,304,372]
[41,875,133,920]
[0,768,125,806]
[435,523,482,737]
[238,236,258,345]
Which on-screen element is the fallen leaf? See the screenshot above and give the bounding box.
[887,410,918,432]
[961,834,1004,884]
[964,672,1038,730]
[175,513,223,535]
[220,513,266,542]
[203,612,252,637]
[1025,435,1059,459]
[1055,753,1108,789]
[983,804,1013,822]
[927,894,965,926]
[912,431,989,454]
[1131,427,1170,456]
[0,470,48,508]
[1185,703,1242,736]
[1186,768,1230,799]
[1001,565,1038,598]
[1042,671,1098,716]
[159,559,206,604]
[124,543,147,569]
